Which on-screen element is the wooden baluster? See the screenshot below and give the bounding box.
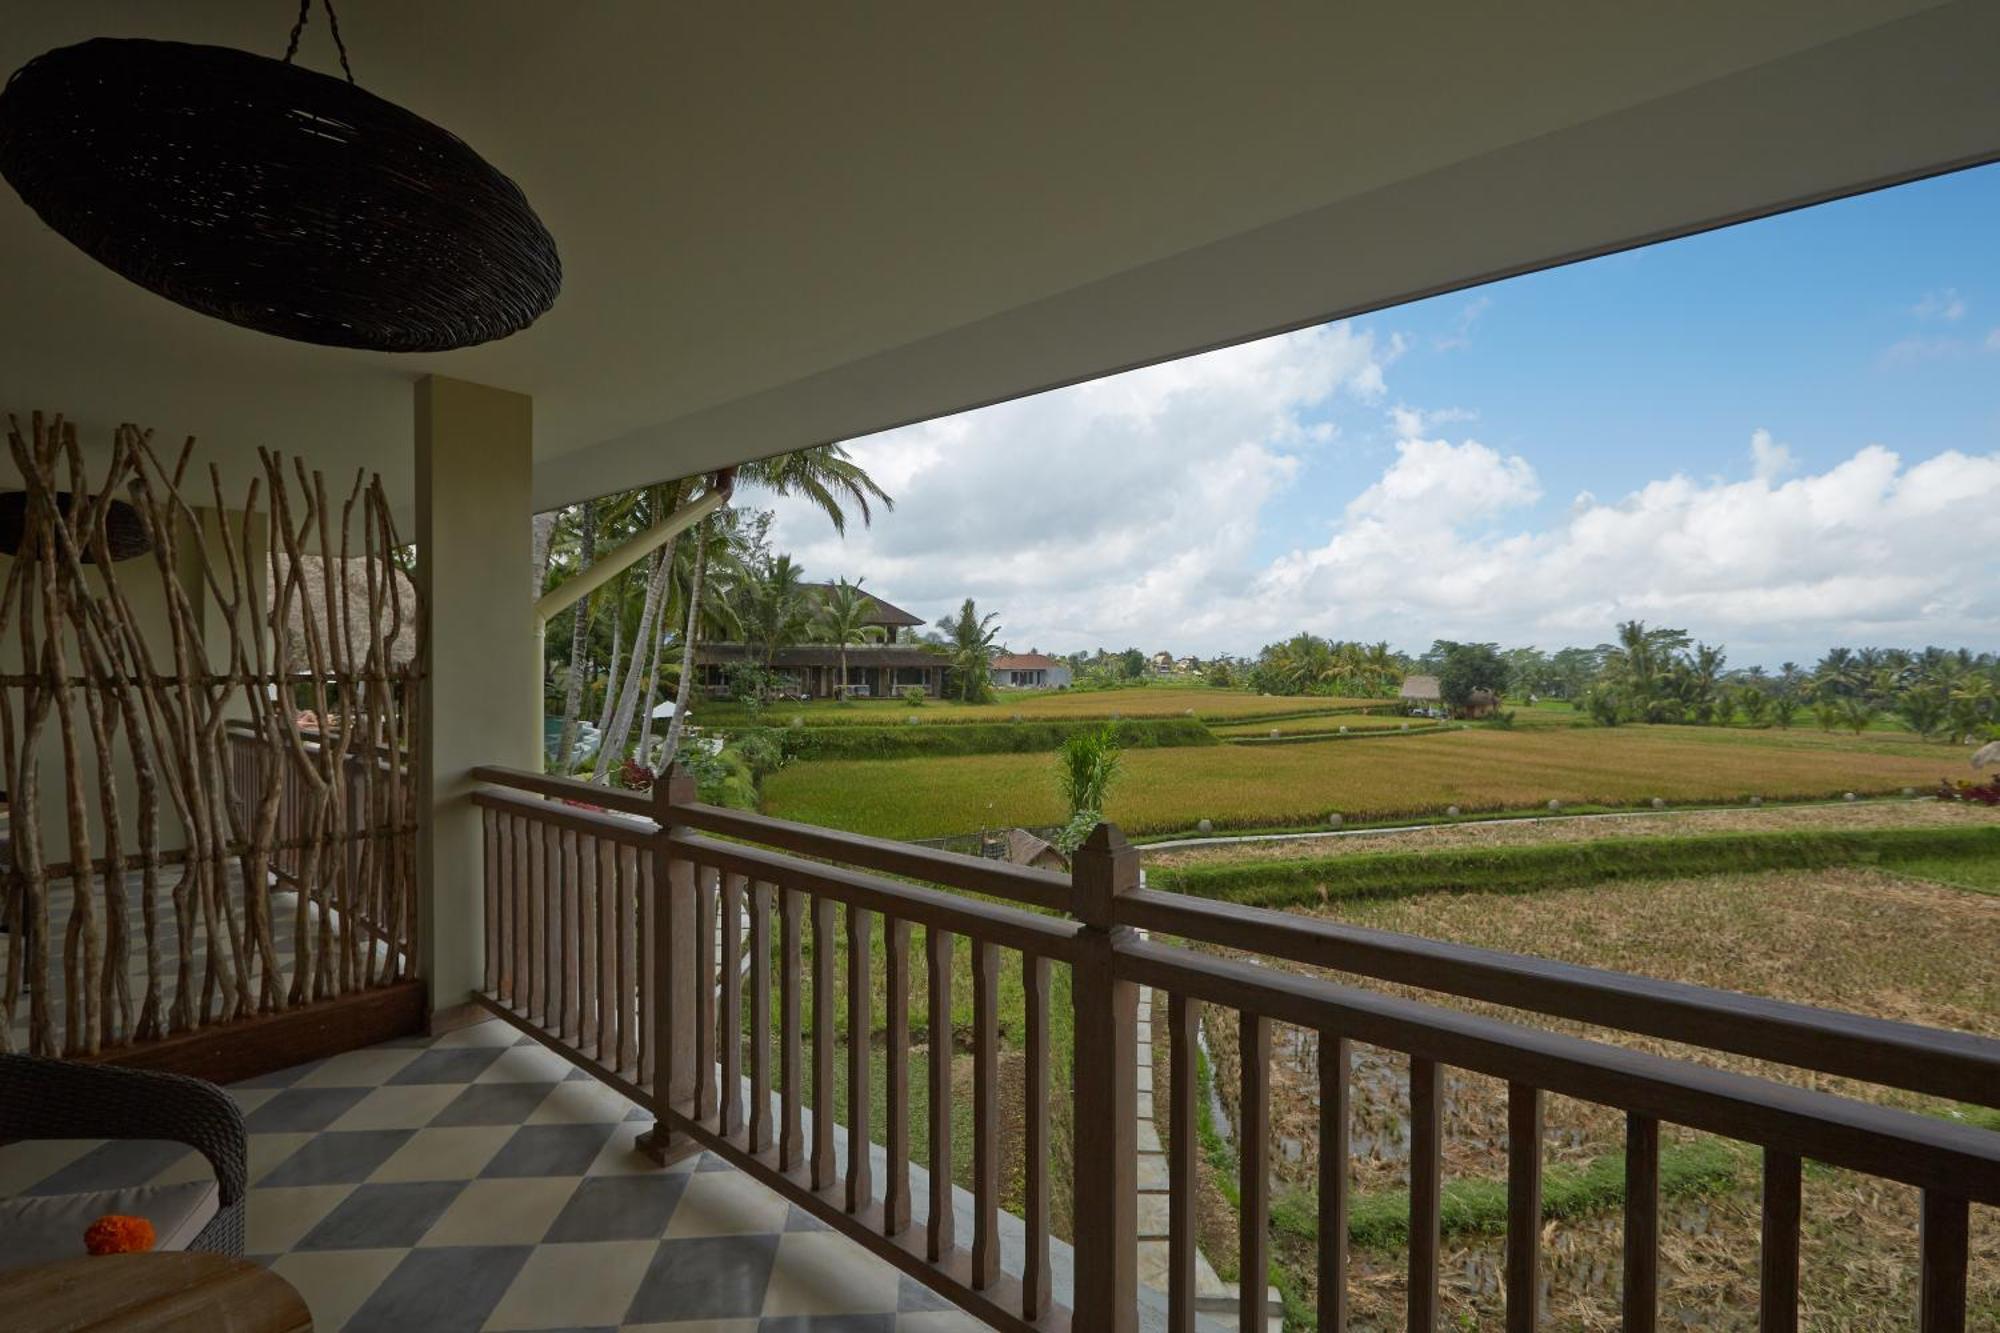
[482,807,497,994]
[1919,1190,1969,1333]
[811,895,837,1191]
[497,812,515,1004]
[528,820,545,1023]
[520,808,536,1008]
[695,864,717,1124]
[1168,994,1200,1333]
[626,844,643,1079]
[1624,1112,1659,1333]
[926,925,955,1262]
[593,840,612,1063]
[545,820,562,1031]
[1408,1056,1442,1333]
[780,887,805,1172]
[559,828,576,1042]
[971,938,1000,1289]
[1760,1150,1801,1333]
[576,834,595,1053]
[721,871,745,1137]
[749,882,773,1154]
[1319,1033,1351,1333]
[846,905,873,1212]
[1023,950,1052,1321]
[1240,1014,1271,1333]
[884,917,912,1236]
[1506,1083,1542,1333]
[664,840,688,1120]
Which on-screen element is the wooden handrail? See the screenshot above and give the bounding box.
[671,832,1082,959]
[664,799,1073,913]
[472,788,652,842]
[1118,887,2000,1108]
[471,764,655,817]
[1117,936,2000,1204]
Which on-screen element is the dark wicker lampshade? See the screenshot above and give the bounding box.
[0,491,153,563]
[0,36,561,352]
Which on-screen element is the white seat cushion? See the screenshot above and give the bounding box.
[0,1179,219,1272]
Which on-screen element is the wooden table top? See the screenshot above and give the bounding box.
[0,1251,312,1331]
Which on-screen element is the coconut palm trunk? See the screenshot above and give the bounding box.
[554,499,597,771]
[595,547,674,782]
[661,519,711,766]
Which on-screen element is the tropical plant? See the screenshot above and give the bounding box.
[1053,723,1122,851]
[1432,640,1510,715]
[936,598,1002,703]
[817,577,882,703]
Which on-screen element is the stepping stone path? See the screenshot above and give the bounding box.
[1133,946,1284,1333]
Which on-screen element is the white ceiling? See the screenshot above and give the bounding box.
[2,2,1996,512]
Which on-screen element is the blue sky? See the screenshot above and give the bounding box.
[759,163,2000,668]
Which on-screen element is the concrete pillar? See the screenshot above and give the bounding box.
[415,376,538,1030]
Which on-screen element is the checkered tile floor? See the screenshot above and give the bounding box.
[0,1019,987,1332]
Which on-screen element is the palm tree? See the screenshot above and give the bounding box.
[936,599,1001,702]
[817,577,881,702]
[659,512,747,764]
[738,554,812,680]
[653,444,891,759]
[553,498,598,769]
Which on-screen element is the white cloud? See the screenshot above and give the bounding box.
[751,321,1396,648]
[1748,428,1795,481]
[1248,441,2000,661]
[1986,327,2000,352]
[1912,288,1968,321]
[748,323,2000,666]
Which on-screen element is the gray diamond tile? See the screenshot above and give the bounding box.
[344,1244,531,1332]
[542,1173,689,1243]
[897,1275,958,1312]
[295,1179,466,1251]
[243,1085,372,1133]
[481,1123,617,1178]
[259,1129,416,1187]
[624,1233,779,1322]
[387,1046,507,1085]
[430,1080,560,1127]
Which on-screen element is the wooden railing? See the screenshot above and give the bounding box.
[469,764,2000,1333]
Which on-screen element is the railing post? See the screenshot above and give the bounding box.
[638,764,700,1166]
[1070,822,1139,1333]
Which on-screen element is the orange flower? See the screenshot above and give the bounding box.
[84,1213,155,1255]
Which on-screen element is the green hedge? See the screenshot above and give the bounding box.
[1147,827,2000,908]
[778,715,1217,761]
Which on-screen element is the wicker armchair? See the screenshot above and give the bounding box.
[0,1054,247,1256]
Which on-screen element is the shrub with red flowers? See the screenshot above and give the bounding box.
[1937,777,2000,806]
[618,758,656,793]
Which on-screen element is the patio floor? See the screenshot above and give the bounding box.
[0,1018,987,1332]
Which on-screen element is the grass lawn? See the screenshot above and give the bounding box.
[697,684,1380,727]
[761,723,1972,840]
[1173,866,1999,1328]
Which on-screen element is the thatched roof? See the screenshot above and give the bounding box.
[1003,827,1067,872]
[271,554,419,671]
[1400,674,1441,701]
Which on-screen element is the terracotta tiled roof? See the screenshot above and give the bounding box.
[991,653,1063,669]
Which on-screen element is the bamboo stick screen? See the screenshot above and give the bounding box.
[0,413,425,1058]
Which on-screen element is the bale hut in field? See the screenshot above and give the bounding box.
[1399,674,1441,710]
[271,553,420,673]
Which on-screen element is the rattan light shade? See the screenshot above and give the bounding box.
[0,37,561,352]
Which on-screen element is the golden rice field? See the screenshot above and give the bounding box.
[760,723,1970,839]
[1209,711,1430,737]
[701,685,1379,726]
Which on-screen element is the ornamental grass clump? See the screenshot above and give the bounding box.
[1054,723,1123,852]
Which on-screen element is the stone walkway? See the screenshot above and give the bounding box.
[1133,970,1283,1333]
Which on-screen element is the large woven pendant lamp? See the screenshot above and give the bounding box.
[0,0,560,352]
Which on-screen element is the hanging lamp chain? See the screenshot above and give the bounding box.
[281,0,356,84]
